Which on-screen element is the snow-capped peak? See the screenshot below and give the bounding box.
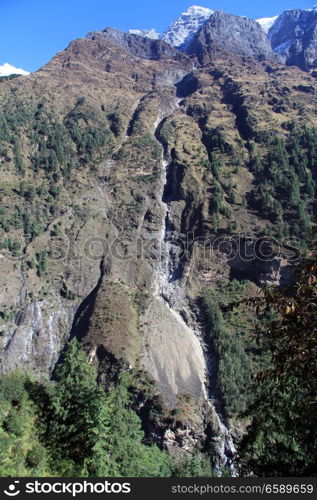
[0,62,30,77]
[128,28,160,40]
[185,5,214,17]
[161,5,214,48]
[257,16,279,33]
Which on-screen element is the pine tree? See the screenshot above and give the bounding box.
[239,259,317,476]
[288,175,300,206]
[105,372,172,477]
[172,455,213,477]
[0,371,49,476]
[45,340,171,477]
[47,339,111,476]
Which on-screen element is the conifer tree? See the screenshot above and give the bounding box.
[239,259,317,476]
[47,339,111,475]
[105,372,172,477]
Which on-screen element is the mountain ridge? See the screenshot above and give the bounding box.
[268,7,317,69]
[123,4,317,72]
[161,5,214,49]
[185,10,277,64]
[1,2,317,475]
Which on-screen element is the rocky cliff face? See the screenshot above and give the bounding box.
[161,5,213,49]
[186,11,277,64]
[268,8,317,70]
[86,28,192,64]
[1,20,317,467]
[128,28,160,40]
[257,16,279,34]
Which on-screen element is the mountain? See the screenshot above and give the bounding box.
[257,16,279,33]
[186,10,276,63]
[268,7,317,70]
[86,27,192,63]
[127,4,317,71]
[161,5,213,49]
[0,5,317,476]
[128,28,160,40]
[128,5,317,73]
[0,62,29,77]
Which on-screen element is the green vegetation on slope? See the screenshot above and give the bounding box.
[200,280,255,419]
[238,258,317,476]
[0,370,50,476]
[0,340,171,477]
[0,96,114,253]
[0,339,212,477]
[249,125,317,242]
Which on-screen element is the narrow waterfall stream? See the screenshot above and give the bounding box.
[153,97,237,475]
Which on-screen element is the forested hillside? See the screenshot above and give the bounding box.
[0,6,317,477]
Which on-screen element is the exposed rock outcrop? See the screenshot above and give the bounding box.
[161,5,213,49]
[86,27,192,65]
[186,11,277,64]
[269,8,317,70]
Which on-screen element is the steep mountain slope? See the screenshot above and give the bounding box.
[257,16,279,34]
[161,5,213,49]
[1,19,317,468]
[86,27,192,63]
[128,28,160,40]
[268,7,317,70]
[186,11,276,64]
[124,5,317,73]
[129,4,317,73]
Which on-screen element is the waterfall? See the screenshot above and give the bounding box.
[153,97,237,475]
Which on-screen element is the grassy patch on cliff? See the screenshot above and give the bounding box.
[85,280,142,366]
[200,279,267,420]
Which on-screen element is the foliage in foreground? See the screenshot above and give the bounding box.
[0,340,175,477]
[238,257,317,476]
[0,370,50,476]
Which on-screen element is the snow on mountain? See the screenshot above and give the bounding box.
[267,7,317,69]
[161,5,214,48]
[128,28,160,40]
[0,63,29,77]
[257,16,279,33]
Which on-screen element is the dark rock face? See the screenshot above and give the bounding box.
[269,9,317,70]
[185,11,276,64]
[87,27,191,65]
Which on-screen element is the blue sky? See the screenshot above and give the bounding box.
[0,0,312,72]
